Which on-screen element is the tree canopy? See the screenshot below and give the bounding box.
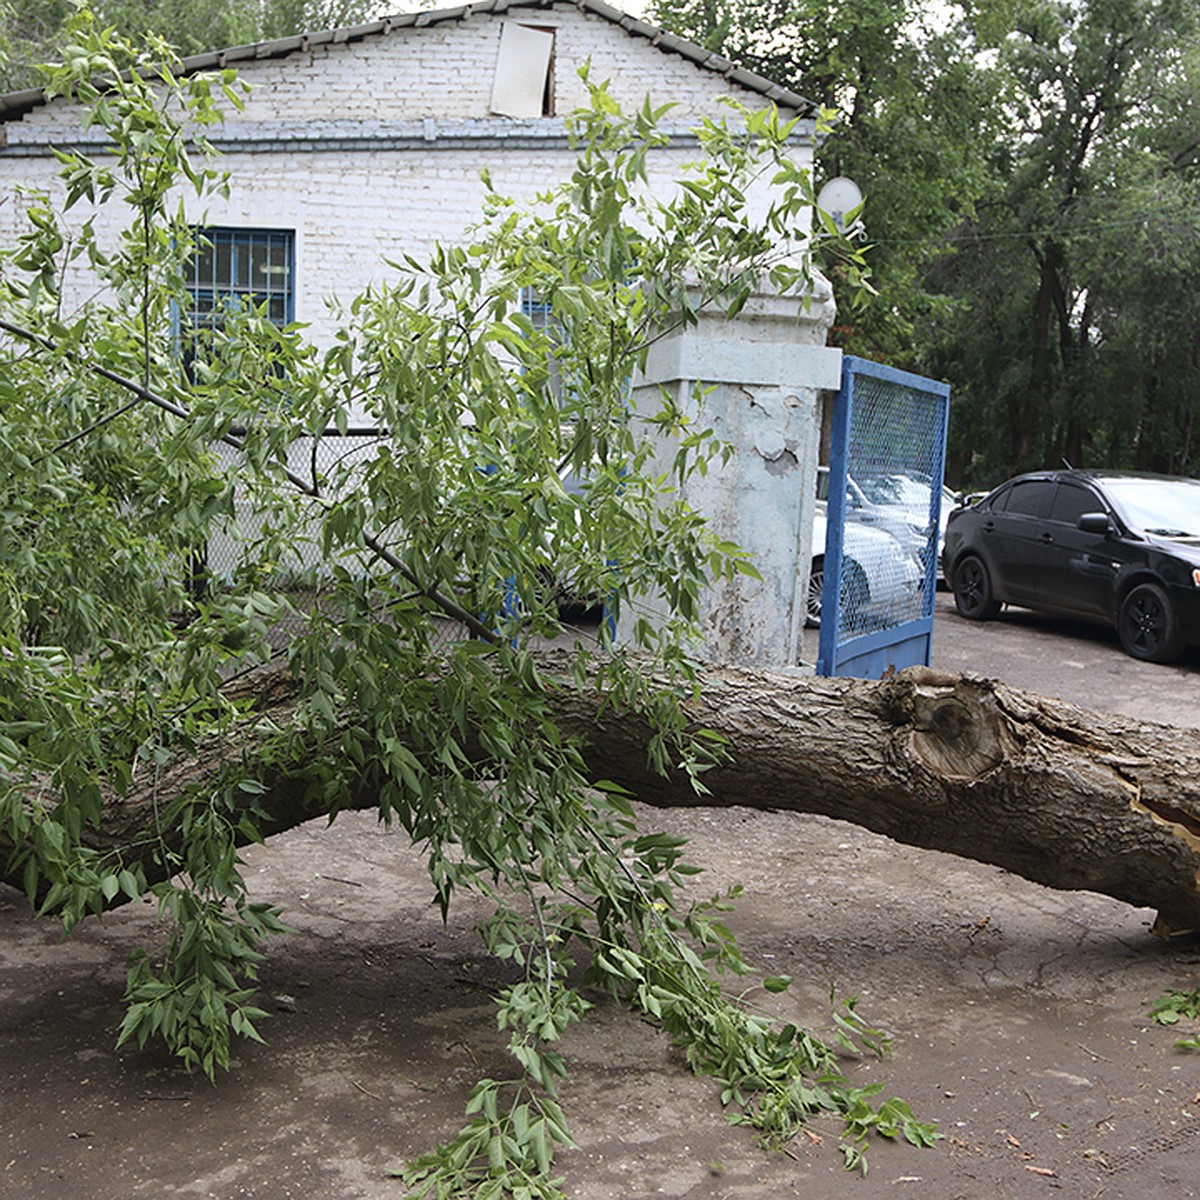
[0,15,933,1195]
[649,0,1200,485]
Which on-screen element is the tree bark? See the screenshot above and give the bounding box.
[555,660,1200,933]
[6,658,1200,933]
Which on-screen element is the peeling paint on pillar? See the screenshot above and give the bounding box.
[620,275,842,670]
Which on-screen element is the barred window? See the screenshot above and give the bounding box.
[186,227,294,334]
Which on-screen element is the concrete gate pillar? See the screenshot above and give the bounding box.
[620,274,841,669]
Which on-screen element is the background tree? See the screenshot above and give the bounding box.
[649,0,1006,366]
[0,0,74,90]
[924,0,1200,481]
[651,0,1200,486]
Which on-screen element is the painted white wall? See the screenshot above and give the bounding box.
[0,4,816,353]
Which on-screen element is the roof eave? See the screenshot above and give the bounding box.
[0,0,815,123]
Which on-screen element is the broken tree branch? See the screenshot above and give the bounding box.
[4,657,1200,933]
[0,316,498,642]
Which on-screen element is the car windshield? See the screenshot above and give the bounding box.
[1101,477,1200,538]
[857,474,931,507]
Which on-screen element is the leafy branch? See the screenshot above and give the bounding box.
[0,18,915,1192]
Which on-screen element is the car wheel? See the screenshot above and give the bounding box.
[805,557,824,628]
[840,559,870,631]
[806,557,871,630]
[1117,583,1185,663]
[952,555,1001,620]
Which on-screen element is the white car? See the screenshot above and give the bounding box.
[807,504,924,630]
[854,470,959,563]
[817,467,956,561]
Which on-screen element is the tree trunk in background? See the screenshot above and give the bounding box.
[6,658,1200,933]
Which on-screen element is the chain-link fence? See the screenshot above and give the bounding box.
[194,429,609,656]
[817,356,951,678]
[202,427,385,583]
[195,428,474,654]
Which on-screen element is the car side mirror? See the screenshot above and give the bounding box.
[1077,512,1113,535]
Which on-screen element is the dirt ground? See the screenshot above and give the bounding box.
[3,599,1200,1199]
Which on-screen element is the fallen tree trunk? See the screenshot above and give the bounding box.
[559,661,1200,933]
[5,657,1200,932]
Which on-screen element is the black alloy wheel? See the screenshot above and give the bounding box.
[1117,583,1185,663]
[952,555,1000,620]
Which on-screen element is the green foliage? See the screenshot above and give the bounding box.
[649,0,1005,367]
[396,1080,577,1199]
[87,0,378,56]
[923,0,1200,482]
[0,0,378,90]
[1150,987,1200,1051]
[0,17,920,1191]
[0,0,75,90]
[651,0,1200,486]
[117,886,285,1080]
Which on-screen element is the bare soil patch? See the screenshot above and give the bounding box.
[3,804,1199,1199]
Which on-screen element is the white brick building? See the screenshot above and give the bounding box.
[0,0,818,350]
[0,1,845,668]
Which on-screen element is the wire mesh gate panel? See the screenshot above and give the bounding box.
[817,355,950,679]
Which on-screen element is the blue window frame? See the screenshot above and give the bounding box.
[186,227,295,334]
[521,285,571,405]
[520,285,554,330]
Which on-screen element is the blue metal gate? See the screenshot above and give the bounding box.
[817,356,951,678]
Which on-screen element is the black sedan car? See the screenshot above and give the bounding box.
[941,469,1200,663]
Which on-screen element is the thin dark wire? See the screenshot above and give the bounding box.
[874,213,1166,249]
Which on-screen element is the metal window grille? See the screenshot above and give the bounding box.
[186,227,294,332]
[520,285,554,327]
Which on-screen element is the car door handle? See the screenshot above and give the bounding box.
[1040,533,1054,543]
